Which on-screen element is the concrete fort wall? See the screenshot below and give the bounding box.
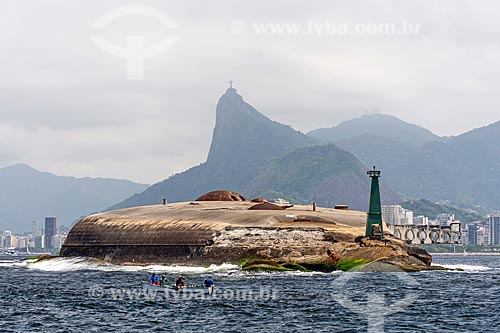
[60,226,338,264]
[60,200,368,264]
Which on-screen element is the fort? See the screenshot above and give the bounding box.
[60,190,432,271]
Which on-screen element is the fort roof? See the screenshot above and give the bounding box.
[63,201,367,248]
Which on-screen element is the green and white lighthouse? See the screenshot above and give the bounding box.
[365,166,384,240]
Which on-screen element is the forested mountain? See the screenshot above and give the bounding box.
[308,114,500,211]
[245,144,401,211]
[111,88,500,214]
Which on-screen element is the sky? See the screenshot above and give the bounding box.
[1,0,500,184]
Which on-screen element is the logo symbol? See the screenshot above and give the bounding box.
[231,19,247,34]
[89,4,180,80]
[331,267,420,332]
[88,285,105,299]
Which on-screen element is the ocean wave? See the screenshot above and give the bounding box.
[433,263,494,272]
[1,257,328,275]
[0,258,37,267]
[8,257,494,274]
[6,256,240,273]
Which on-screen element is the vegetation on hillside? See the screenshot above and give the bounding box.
[402,199,484,224]
[112,88,500,214]
[245,144,401,210]
[310,114,500,213]
[421,243,500,253]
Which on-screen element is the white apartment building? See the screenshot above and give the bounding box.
[2,231,16,248]
[413,215,429,226]
[382,205,413,225]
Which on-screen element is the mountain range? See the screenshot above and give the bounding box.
[311,114,500,212]
[113,89,500,214]
[308,113,442,147]
[0,164,148,232]
[4,87,499,232]
[110,88,402,212]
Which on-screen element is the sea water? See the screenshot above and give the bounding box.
[0,254,499,332]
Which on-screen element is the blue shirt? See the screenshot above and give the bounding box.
[204,278,214,287]
[150,275,159,283]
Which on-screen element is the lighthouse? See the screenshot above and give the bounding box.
[365,166,384,240]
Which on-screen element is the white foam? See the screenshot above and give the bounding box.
[4,257,497,275]
[433,263,494,272]
[0,258,36,268]
[0,262,17,267]
[17,257,240,273]
[142,262,240,274]
[27,257,101,271]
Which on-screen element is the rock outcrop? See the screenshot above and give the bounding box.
[109,87,317,210]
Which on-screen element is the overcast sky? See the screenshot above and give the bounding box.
[1,0,500,184]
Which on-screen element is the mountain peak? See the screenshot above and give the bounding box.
[111,87,318,210]
[359,113,399,120]
[308,113,441,147]
[212,87,247,127]
[219,87,241,103]
[224,87,238,95]
[208,88,315,165]
[0,163,40,175]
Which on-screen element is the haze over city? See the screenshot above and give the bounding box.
[2,0,500,184]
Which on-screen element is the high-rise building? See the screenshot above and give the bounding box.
[461,229,469,246]
[477,226,486,245]
[34,236,44,249]
[382,205,413,225]
[16,237,28,249]
[32,221,38,237]
[489,215,500,245]
[3,231,14,248]
[404,210,414,225]
[483,224,491,245]
[467,223,478,245]
[44,217,57,250]
[382,205,402,225]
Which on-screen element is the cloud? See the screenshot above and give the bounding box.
[1,0,500,183]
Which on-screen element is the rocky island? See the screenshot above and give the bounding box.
[61,190,431,272]
[60,86,433,272]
